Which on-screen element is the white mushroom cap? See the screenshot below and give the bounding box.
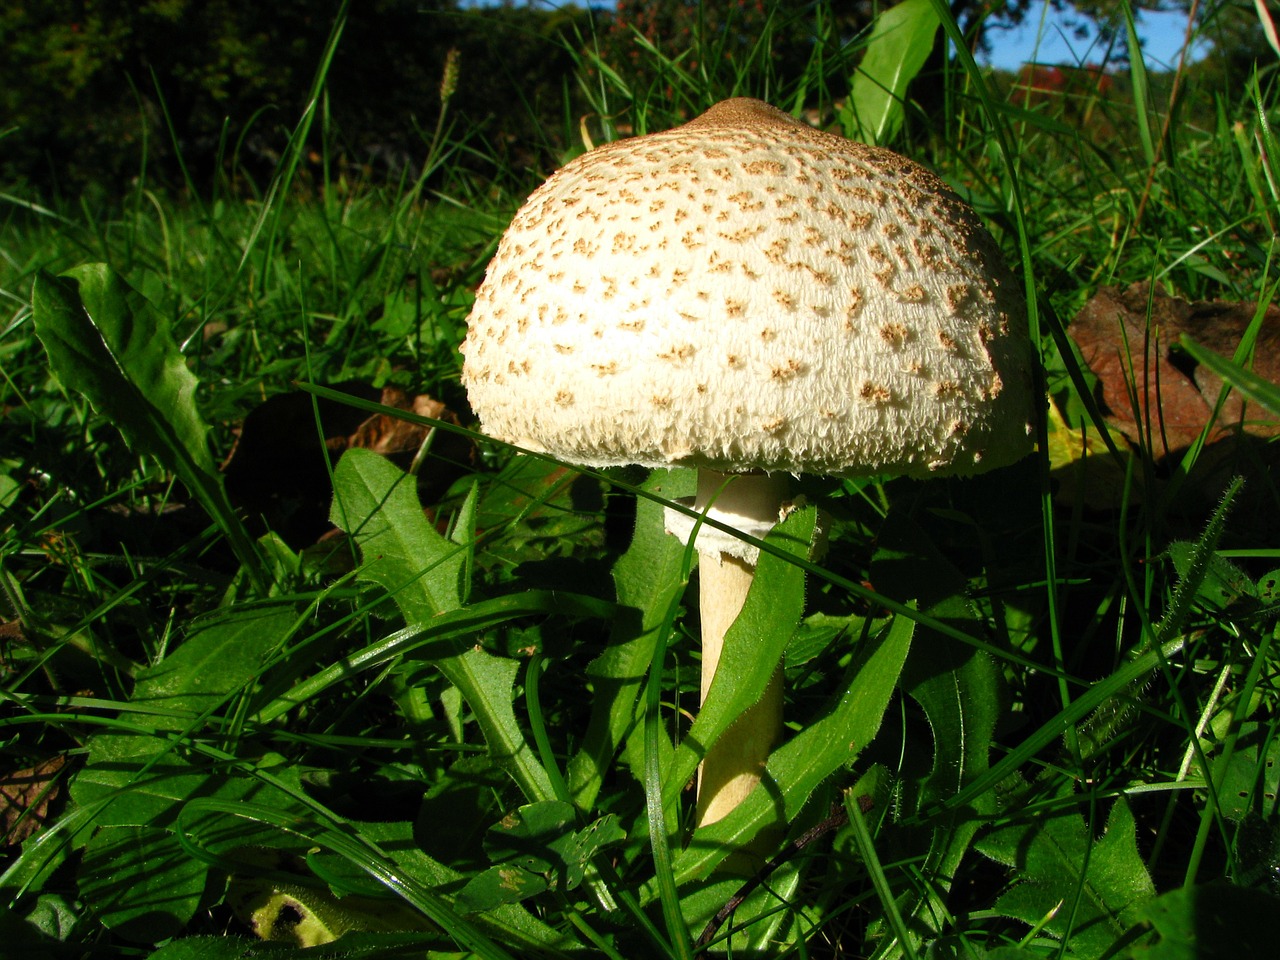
[461,98,1035,479]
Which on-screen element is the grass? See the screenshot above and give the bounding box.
[2,1,1280,957]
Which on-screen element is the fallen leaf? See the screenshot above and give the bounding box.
[0,755,66,847]
[1070,283,1280,458]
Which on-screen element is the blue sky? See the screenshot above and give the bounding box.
[978,2,1205,71]
[461,1,1206,73]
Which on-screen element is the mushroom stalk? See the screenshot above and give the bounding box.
[687,470,789,828]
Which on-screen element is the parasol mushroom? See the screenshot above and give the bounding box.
[461,98,1035,838]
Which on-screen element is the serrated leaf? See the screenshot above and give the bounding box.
[32,265,214,475]
[31,265,264,589]
[870,510,1002,946]
[1132,883,1280,959]
[843,0,941,144]
[560,813,626,887]
[977,794,1155,958]
[1166,542,1257,612]
[331,450,552,803]
[482,801,576,874]
[476,800,625,897]
[566,468,693,811]
[331,448,464,619]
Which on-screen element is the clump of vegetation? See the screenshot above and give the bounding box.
[2,1,1278,958]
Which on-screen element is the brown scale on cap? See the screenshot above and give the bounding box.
[462,97,1035,478]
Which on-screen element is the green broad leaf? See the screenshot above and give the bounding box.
[30,265,265,591]
[458,800,627,913]
[925,941,1042,960]
[975,794,1156,958]
[331,448,465,619]
[71,754,305,945]
[661,504,820,812]
[894,630,1001,940]
[0,894,83,958]
[78,824,208,942]
[661,610,914,885]
[351,819,572,954]
[147,936,261,960]
[1165,542,1257,612]
[566,468,693,811]
[70,600,301,822]
[133,601,302,730]
[1131,883,1280,959]
[68,600,309,938]
[843,0,941,144]
[69,735,216,828]
[332,450,553,803]
[482,801,578,875]
[1208,722,1280,822]
[869,510,1002,946]
[31,265,215,475]
[456,864,549,914]
[70,601,302,831]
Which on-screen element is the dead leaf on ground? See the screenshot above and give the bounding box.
[1070,282,1280,459]
[1,755,66,847]
[222,384,474,548]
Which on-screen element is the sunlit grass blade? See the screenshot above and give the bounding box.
[1179,334,1280,417]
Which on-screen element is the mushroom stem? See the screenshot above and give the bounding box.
[690,470,789,830]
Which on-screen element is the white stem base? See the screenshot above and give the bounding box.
[688,470,789,833]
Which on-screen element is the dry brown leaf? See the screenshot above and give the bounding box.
[1,755,66,847]
[1070,283,1280,459]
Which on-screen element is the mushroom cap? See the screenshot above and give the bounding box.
[462,98,1035,478]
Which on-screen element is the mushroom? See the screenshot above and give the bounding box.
[461,98,1035,838]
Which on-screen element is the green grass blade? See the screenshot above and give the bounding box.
[1122,0,1157,166]
[846,792,918,957]
[1178,334,1280,417]
[642,570,693,960]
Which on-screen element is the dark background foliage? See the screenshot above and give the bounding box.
[0,0,595,197]
[0,0,1263,200]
